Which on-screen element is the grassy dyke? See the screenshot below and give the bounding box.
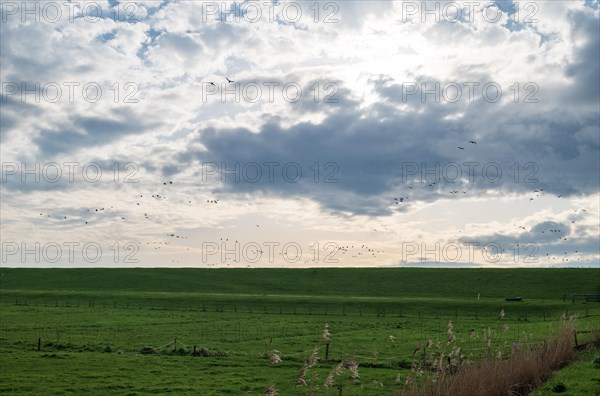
[1,268,598,395]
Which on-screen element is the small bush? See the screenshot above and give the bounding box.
[139,346,158,355]
[170,347,188,355]
[192,347,228,357]
[104,345,113,353]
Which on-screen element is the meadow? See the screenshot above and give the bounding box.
[0,268,599,395]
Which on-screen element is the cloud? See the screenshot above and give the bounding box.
[0,0,598,267]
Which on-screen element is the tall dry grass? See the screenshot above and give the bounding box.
[402,321,578,396]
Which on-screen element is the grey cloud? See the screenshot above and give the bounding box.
[565,9,600,104]
[168,69,599,216]
[34,114,159,156]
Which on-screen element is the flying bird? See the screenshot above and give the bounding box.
[226,77,235,83]
[469,141,477,144]
[458,146,465,150]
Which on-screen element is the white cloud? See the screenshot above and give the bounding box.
[1,0,598,267]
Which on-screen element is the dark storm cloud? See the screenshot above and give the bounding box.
[34,114,159,156]
[174,65,599,216]
[565,9,600,104]
[458,217,599,264]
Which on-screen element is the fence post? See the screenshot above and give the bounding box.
[325,342,330,361]
[37,337,41,351]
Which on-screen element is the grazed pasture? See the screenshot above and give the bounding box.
[1,268,598,395]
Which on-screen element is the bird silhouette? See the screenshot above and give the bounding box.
[469,141,477,144]
[226,77,235,83]
[458,147,465,150]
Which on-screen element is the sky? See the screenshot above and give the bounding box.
[0,0,599,268]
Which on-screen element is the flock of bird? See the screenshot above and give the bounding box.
[392,140,477,205]
[32,131,592,267]
[393,140,573,205]
[387,138,593,264]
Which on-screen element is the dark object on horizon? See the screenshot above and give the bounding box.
[505,296,523,302]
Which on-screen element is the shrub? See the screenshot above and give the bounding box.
[139,346,158,355]
[192,347,228,357]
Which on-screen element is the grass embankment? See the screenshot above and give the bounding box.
[0,268,598,395]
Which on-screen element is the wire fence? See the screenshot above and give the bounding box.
[8,297,599,320]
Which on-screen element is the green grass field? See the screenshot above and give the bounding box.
[1,268,599,395]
